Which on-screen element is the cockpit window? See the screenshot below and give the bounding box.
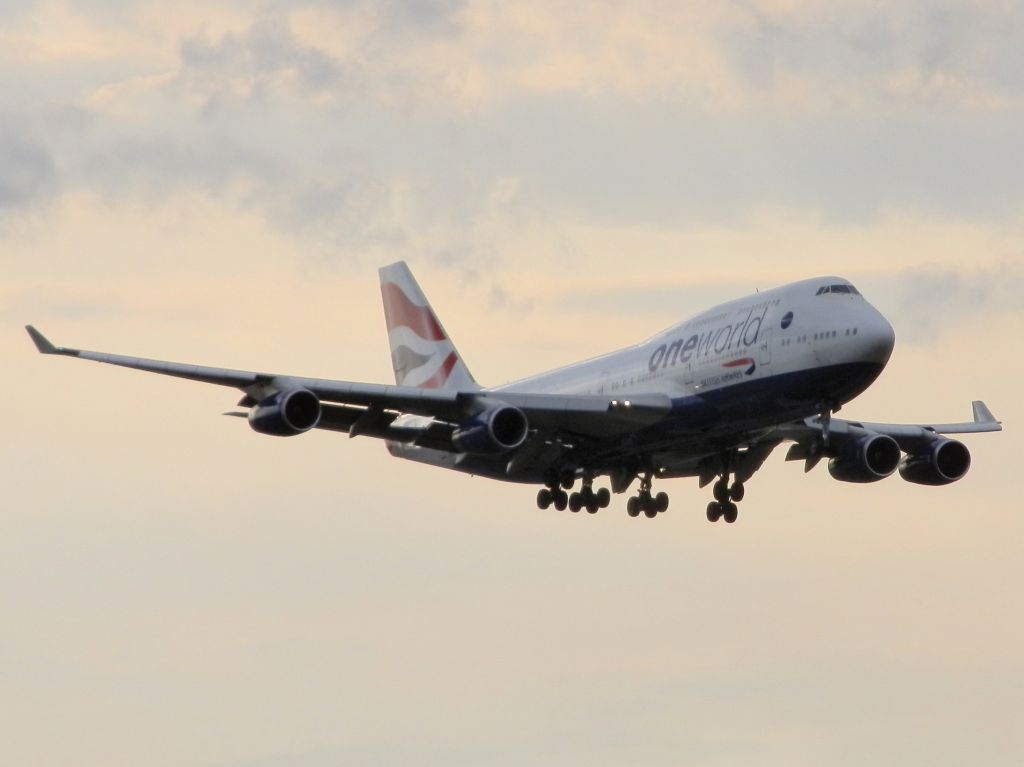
[815,284,861,296]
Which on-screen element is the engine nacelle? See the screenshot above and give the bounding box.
[828,433,901,483]
[899,439,971,486]
[248,388,321,436]
[452,405,529,454]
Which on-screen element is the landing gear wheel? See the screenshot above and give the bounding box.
[730,482,745,502]
[596,488,611,509]
[641,494,658,518]
[713,478,730,504]
[706,501,722,522]
[536,488,552,510]
[560,473,575,490]
[553,491,568,511]
[655,492,669,513]
[722,502,738,524]
[627,497,640,517]
[585,496,600,514]
[569,493,582,512]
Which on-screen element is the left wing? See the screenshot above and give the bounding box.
[26,326,671,442]
[780,401,1002,449]
[777,401,1001,481]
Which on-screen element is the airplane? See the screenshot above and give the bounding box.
[26,262,1002,523]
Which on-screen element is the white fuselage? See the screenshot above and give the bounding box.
[496,276,895,406]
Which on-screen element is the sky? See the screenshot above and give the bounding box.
[2,1,1023,765]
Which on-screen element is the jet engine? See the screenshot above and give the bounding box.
[899,438,971,486]
[249,388,321,436]
[452,405,529,454]
[828,433,901,483]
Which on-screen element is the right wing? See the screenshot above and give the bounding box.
[26,326,671,444]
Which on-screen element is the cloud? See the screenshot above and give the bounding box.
[0,117,58,212]
[5,1,1024,297]
[724,0,1024,110]
[176,13,350,108]
[862,260,1024,344]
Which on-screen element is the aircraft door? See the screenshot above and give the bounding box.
[758,327,772,370]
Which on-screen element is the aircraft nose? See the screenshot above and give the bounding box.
[858,309,895,364]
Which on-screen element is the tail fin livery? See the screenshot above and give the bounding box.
[378,262,479,390]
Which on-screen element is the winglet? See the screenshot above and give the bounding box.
[25,325,80,357]
[25,325,60,354]
[972,400,999,425]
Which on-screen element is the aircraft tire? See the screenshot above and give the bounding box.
[655,492,669,513]
[713,479,730,503]
[730,482,745,502]
[536,488,552,509]
[596,488,611,508]
[706,501,722,522]
[553,491,568,511]
[723,502,738,524]
[627,497,640,517]
[569,493,582,512]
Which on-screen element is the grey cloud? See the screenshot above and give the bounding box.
[470,94,1024,226]
[75,133,275,201]
[178,14,351,107]
[0,118,58,212]
[10,2,1024,275]
[289,0,465,35]
[859,261,1024,344]
[381,0,465,32]
[726,1,1024,104]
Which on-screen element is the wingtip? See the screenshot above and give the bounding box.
[25,325,58,354]
[972,400,999,425]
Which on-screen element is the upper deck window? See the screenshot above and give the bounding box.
[815,284,861,296]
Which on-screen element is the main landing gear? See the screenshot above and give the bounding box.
[706,474,744,524]
[626,472,669,519]
[536,472,610,514]
[534,469,671,520]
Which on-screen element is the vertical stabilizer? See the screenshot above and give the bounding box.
[378,262,479,390]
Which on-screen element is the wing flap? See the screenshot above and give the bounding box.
[481,391,672,437]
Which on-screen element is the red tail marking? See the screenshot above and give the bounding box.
[418,352,459,389]
[380,281,446,341]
